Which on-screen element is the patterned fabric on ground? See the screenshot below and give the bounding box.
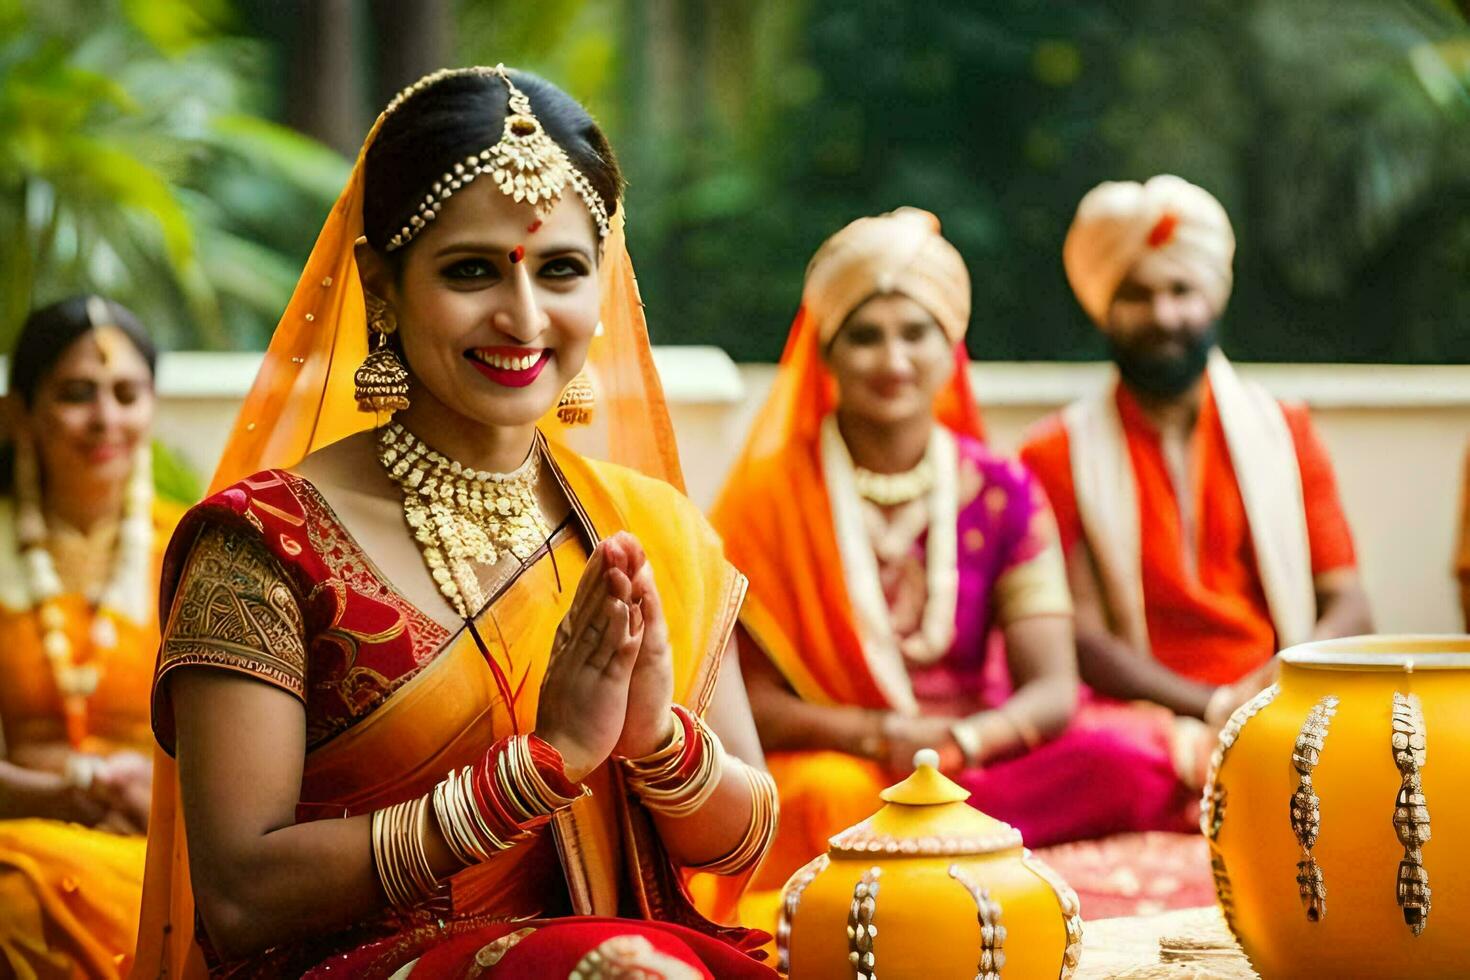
[1032,831,1217,920]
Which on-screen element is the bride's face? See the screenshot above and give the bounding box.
[372,179,600,429]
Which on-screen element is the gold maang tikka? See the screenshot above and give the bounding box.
[384,65,610,252]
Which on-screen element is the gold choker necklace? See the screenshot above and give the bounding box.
[377,423,550,617]
[851,457,935,507]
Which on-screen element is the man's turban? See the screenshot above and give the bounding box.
[1063,175,1235,325]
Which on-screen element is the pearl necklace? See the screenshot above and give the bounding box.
[851,456,935,507]
[6,433,153,744]
[377,423,550,618]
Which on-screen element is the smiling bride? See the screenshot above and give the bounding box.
[131,66,777,979]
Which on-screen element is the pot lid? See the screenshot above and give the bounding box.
[828,749,1024,858]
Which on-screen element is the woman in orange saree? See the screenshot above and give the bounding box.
[0,297,182,979]
[712,210,1195,900]
[131,67,776,979]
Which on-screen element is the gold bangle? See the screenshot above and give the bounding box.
[626,715,725,818]
[688,765,779,876]
[622,711,688,781]
[856,709,888,761]
[514,736,587,814]
[372,802,413,909]
[372,795,444,911]
[998,703,1043,751]
[405,795,440,903]
[949,719,984,769]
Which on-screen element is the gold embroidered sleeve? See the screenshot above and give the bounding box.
[157,522,307,713]
[993,507,1074,627]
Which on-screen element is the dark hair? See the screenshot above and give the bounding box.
[363,68,623,255]
[9,295,157,406]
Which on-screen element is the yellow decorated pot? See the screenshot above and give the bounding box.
[1206,635,1470,979]
[778,749,1082,979]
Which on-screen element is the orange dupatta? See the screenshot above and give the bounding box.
[131,90,691,978]
[709,303,984,711]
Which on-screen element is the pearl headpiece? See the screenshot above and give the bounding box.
[383,64,610,251]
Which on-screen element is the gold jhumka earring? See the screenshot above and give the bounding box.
[556,370,596,427]
[354,293,411,413]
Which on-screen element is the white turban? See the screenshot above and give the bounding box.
[1063,175,1235,325]
[803,207,970,345]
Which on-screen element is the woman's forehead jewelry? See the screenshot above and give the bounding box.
[384,65,610,252]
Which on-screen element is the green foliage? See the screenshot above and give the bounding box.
[502,0,1470,363]
[11,0,1468,363]
[151,436,202,505]
[0,0,347,354]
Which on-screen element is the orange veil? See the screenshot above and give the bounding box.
[131,96,681,979]
[709,216,984,712]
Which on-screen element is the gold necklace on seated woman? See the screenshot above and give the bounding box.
[376,421,551,618]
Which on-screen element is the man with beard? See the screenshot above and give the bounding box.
[1021,175,1371,787]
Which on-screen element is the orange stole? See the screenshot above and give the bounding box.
[710,302,983,714]
[131,441,747,979]
[1021,383,1355,684]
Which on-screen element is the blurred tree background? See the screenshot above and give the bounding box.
[4,0,1468,362]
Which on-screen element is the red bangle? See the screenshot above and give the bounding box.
[527,734,582,799]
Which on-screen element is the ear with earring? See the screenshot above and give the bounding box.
[354,293,411,413]
[556,322,600,426]
[556,369,596,427]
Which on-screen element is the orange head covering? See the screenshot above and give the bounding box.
[1063,174,1236,326]
[710,208,983,710]
[132,68,682,979]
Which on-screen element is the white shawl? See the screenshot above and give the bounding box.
[1062,350,1315,657]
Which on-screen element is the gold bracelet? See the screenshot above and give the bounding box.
[622,714,688,782]
[372,795,444,911]
[856,709,888,761]
[998,702,1043,751]
[949,718,984,769]
[688,765,779,876]
[512,735,587,814]
[625,711,725,818]
[404,795,441,903]
[372,802,415,909]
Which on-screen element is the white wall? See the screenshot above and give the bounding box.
[143,352,1470,635]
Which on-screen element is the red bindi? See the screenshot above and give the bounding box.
[526,219,543,233]
[1147,212,1178,249]
[508,245,526,264]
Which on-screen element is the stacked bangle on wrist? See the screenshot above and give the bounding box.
[688,764,778,876]
[371,794,442,911]
[373,734,588,911]
[621,705,724,818]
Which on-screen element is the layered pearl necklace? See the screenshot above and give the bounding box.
[377,422,551,618]
[3,433,153,745]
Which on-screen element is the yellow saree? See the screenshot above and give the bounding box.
[131,67,763,975]
[133,441,748,977]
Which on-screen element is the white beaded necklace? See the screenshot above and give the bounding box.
[377,422,550,618]
[5,434,153,717]
[851,456,936,507]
